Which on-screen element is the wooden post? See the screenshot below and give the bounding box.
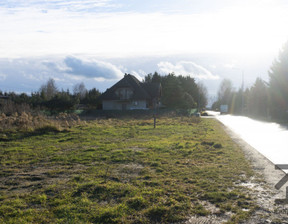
[153,98,159,129]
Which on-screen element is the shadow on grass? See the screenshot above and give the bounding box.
[0,125,69,142]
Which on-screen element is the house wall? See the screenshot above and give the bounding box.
[103,100,147,110]
[129,100,147,110]
[103,101,120,110]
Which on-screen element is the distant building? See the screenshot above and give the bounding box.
[99,74,161,110]
[220,104,228,114]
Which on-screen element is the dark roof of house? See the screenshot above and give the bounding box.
[99,74,161,101]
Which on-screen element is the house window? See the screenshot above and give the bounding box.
[115,88,133,100]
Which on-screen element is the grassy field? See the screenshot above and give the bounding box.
[0,116,256,223]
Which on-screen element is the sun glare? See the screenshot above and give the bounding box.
[213,5,288,55]
[217,115,288,168]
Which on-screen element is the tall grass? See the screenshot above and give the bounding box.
[0,112,82,133]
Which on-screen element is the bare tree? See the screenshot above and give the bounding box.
[39,78,58,100]
[73,82,87,100]
[217,79,233,105]
[197,82,208,109]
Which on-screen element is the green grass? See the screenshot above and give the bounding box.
[0,116,256,223]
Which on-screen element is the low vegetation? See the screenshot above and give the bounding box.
[0,112,81,134]
[0,116,256,223]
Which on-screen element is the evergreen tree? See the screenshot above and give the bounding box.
[161,73,183,108]
[144,72,205,109]
[44,91,79,113]
[269,41,288,119]
[82,88,101,108]
[247,78,268,117]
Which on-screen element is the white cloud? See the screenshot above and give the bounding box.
[62,56,124,80]
[130,70,145,81]
[0,0,115,12]
[42,56,124,80]
[0,56,124,93]
[1,1,288,58]
[137,69,147,77]
[158,61,219,80]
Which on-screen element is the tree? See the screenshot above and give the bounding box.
[247,78,268,117]
[229,88,244,115]
[182,92,196,109]
[82,88,101,108]
[30,91,43,108]
[161,73,183,108]
[151,72,162,83]
[197,82,208,110]
[73,82,87,100]
[218,79,233,105]
[144,72,203,109]
[269,41,288,119]
[144,73,152,83]
[213,79,233,111]
[44,91,79,113]
[12,93,30,104]
[39,78,58,100]
[144,72,162,84]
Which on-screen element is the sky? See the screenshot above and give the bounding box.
[1,0,288,101]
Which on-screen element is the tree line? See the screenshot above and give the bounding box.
[0,73,208,114]
[0,79,101,114]
[212,41,288,121]
[144,72,207,110]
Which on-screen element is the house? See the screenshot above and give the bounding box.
[99,74,161,110]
